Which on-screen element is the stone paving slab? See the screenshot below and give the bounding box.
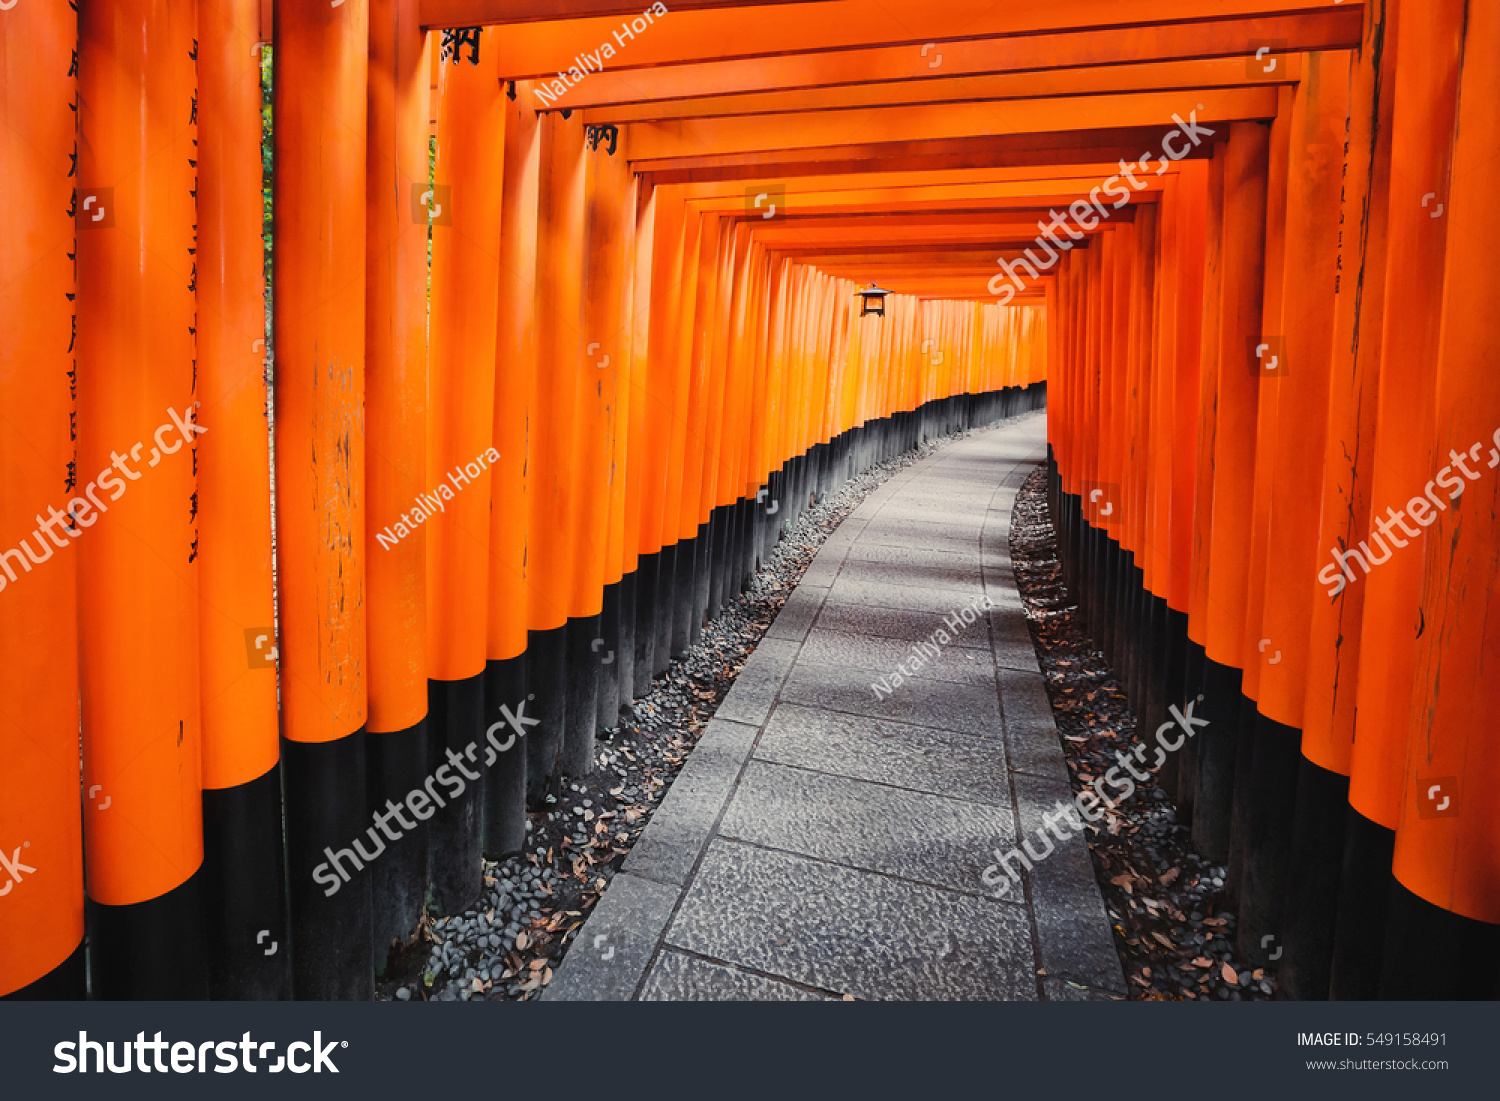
[665,840,1039,1001]
[547,412,1122,1003]
[718,760,1018,893]
[639,950,835,1002]
[812,600,991,650]
[753,703,1014,806]
[621,718,759,887]
[798,628,996,687]
[833,556,986,596]
[780,659,1004,735]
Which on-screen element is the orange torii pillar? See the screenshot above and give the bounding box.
[674,214,721,656]
[485,78,540,851]
[612,177,649,709]
[0,0,84,1002]
[633,190,685,685]
[1161,161,1208,817]
[76,0,207,1001]
[525,111,584,802]
[655,208,700,667]
[365,0,431,962]
[274,0,373,1000]
[1338,0,1461,1000]
[1189,121,1270,864]
[1238,51,1348,983]
[700,225,740,624]
[197,0,288,1000]
[628,186,664,697]
[582,121,633,734]
[554,112,607,782]
[425,24,503,915]
[1314,0,1398,1001]
[1184,148,1227,839]
[1228,90,1293,915]
[1384,0,1500,999]
[558,118,612,779]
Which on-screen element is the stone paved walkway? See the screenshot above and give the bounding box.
[547,412,1125,1001]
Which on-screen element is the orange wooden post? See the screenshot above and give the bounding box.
[605,166,642,719]
[197,0,288,999]
[1342,0,1461,995]
[1240,50,1350,983]
[638,191,686,677]
[1186,131,1243,864]
[582,123,634,735]
[274,0,372,1000]
[527,111,586,796]
[1388,0,1500,996]
[76,0,207,1001]
[668,210,715,656]
[626,185,662,697]
[425,24,504,914]
[366,0,432,958]
[1306,1,1400,1000]
[1348,0,1459,855]
[486,78,541,844]
[559,117,622,776]
[0,0,85,1001]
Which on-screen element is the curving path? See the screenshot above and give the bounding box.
[548,411,1124,1001]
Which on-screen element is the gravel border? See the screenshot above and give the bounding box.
[1009,467,1275,1001]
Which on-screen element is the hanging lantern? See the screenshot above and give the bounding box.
[855,282,890,317]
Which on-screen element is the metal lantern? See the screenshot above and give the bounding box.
[855,282,890,317]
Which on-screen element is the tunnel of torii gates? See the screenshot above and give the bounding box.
[0,0,1497,1004]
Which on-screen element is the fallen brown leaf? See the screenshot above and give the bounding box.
[1221,963,1238,985]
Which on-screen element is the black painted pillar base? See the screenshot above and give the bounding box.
[367,716,428,975]
[707,506,727,619]
[88,866,210,1000]
[525,625,567,808]
[282,730,373,1000]
[632,552,658,697]
[616,570,637,719]
[1236,711,1303,967]
[1329,809,1394,1000]
[426,674,485,916]
[1177,639,1206,820]
[1191,657,1243,863]
[691,520,711,648]
[482,653,528,860]
[3,940,85,1000]
[202,761,291,998]
[1379,883,1500,999]
[563,614,602,777]
[654,543,677,675]
[596,582,621,732]
[1279,758,1349,999]
[1225,693,1260,906]
[671,532,696,658]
